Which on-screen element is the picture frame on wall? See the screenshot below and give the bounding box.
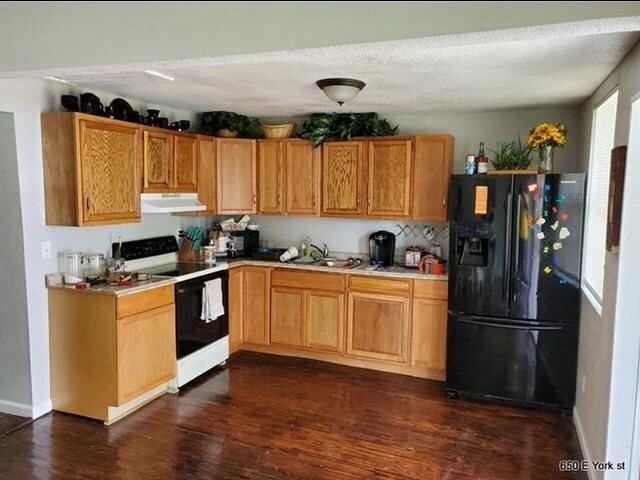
[606,145,627,253]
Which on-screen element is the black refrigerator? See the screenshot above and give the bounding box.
[446,173,585,410]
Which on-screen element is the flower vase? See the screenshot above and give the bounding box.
[538,145,555,173]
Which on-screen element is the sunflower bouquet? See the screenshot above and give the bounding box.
[526,122,567,149]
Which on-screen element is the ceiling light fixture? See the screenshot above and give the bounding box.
[316,78,366,106]
[43,75,69,84]
[144,70,175,82]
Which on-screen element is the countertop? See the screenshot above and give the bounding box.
[223,258,448,281]
[47,277,175,297]
[46,258,447,296]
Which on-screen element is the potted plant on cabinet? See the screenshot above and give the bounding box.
[200,111,263,138]
[488,136,535,174]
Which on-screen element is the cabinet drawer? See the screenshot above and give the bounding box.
[413,279,448,300]
[349,276,411,296]
[272,269,345,292]
[117,285,174,319]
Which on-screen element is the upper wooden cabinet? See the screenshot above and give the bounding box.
[258,139,319,216]
[322,141,366,216]
[42,113,142,226]
[173,134,198,191]
[195,135,217,214]
[258,140,283,214]
[284,140,320,215]
[217,138,257,214]
[367,139,412,218]
[411,135,454,221]
[142,127,197,193]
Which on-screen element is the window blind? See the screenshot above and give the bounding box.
[583,90,618,304]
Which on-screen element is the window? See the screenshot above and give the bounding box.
[583,89,618,309]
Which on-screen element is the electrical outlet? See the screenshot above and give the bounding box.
[581,375,586,394]
[41,241,52,260]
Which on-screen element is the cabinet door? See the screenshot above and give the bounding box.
[196,136,217,213]
[411,298,447,371]
[79,119,141,224]
[285,140,319,215]
[412,135,453,221]
[367,140,412,218]
[347,291,409,363]
[305,291,344,352]
[242,267,269,345]
[174,134,198,191]
[217,138,257,214]
[271,287,305,346]
[229,267,243,353]
[322,141,366,216]
[116,304,176,404]
[143,129,173,192]
[258,140,283,214]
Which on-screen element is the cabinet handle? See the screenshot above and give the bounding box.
[86,198,91,211]
[252,194,256,204]
[312,195,316,207]
[442,195,446,206]
[277,194,281,206]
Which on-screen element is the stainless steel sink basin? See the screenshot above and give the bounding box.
[316,258,362,269]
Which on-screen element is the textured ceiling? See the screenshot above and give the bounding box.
[38,20,640,116]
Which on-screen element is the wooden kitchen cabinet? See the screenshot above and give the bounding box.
[411,279,448,373]
[270,287,305,346]
[411,135,454,221]
[242,266,270,345]
[367,139,412,218]
[321,141,366,216]
[195,135,217,214]
[305,291,344,352]
[229,267,244,353]
[173,134,198,191]
[284,139,320,215]
[42,113,142,226]
[347,276,411,363]
[217,138,257,214]
[48,284,175,423]
[143,128,173,192]
[258,140,283,214]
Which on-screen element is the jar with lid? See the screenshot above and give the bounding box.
[61,252,84,284]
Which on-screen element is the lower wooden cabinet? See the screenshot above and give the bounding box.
[347,291,410,363]
[229,267,244,352]
[270,287,305,346]
[410,298,447,371]
[117,304,175,404]
[242,267,270,345]
[305,291,344,352]
[48,284,175,423]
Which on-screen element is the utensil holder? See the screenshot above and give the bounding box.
[178,238,199,262]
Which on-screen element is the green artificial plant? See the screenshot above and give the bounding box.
[490,136,533,170]
[300,112,398,147]
[200,111,263,138]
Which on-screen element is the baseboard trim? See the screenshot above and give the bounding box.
[0,399,33,418]
[31,399,52,419]
[574,407,597,480]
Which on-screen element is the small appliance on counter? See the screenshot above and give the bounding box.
[227,229,259,257]
[369,230,396,267]
[403,246,423,268]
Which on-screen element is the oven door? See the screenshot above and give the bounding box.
[175,270,229,359]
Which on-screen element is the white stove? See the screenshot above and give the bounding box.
[118,236,230,388]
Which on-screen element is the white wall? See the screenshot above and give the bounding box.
[574,39,640,480]
[0,112,32,415]
[0,77,196,417]
[0,3,638,74]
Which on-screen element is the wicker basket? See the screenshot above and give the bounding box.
[216,128,239,138]
[261,122,295,139]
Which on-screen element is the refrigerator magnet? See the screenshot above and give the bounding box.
[559,227,571,240]
[553,242,563,250]
[474,186,489,215]
[551,221,559,231]
[544,266,552,274]
[536,232,545,240]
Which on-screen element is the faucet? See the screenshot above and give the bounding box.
[310,243,329,258]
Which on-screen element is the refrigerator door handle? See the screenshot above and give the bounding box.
[512,193,522,302]
[503,192,513,300]
[457,317,563,331]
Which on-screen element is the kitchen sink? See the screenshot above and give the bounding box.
[315,258,362,269]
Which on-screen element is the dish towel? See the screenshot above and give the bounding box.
[201,278,225,323]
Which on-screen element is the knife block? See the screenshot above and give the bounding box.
[178,238,199,262]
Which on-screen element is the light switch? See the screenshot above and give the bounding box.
[41,241,52,259]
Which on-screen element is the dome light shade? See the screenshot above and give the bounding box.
[316,78,366,106]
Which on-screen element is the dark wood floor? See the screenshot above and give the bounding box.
[0,352,584,480]
[0,413,30,437]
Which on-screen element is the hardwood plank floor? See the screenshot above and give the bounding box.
[0,352,584,479]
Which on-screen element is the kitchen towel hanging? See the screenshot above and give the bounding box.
[201,278,225,323]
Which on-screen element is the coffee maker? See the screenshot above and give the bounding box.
[369,231,396,267]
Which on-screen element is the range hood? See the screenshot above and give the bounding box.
[141,193,206,213]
